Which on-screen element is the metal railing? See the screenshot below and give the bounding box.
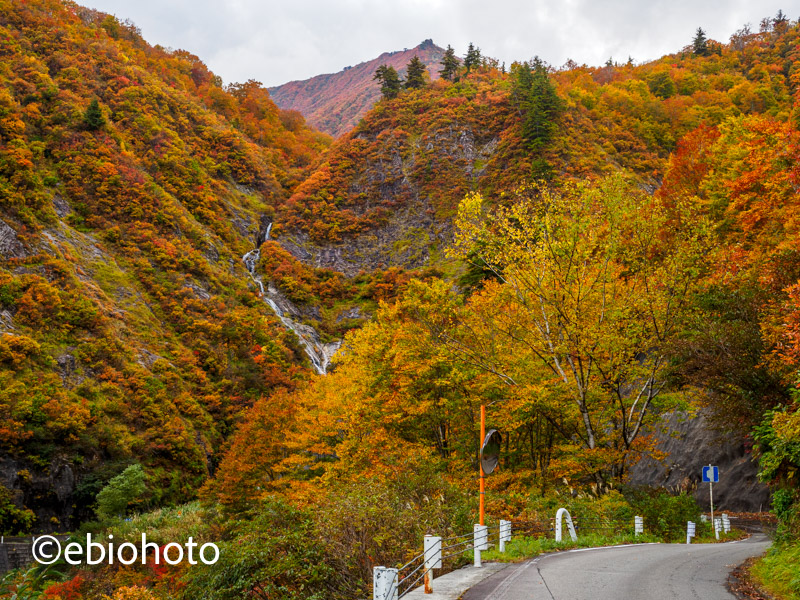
[372,511,645,599]
[372,521,506,599]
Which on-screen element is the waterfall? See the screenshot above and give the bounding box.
[242,225,340,375]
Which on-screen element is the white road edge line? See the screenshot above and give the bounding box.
[567,543,660,553]
[562,537,746,555]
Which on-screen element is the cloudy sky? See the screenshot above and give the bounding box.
[85,0,793,88]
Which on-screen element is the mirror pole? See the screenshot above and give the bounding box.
[480,404,485,526]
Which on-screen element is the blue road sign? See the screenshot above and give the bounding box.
[702,465,719,483]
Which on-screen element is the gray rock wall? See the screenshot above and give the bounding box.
[628,411,770,512]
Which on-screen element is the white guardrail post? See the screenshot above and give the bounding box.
[423,535,441,594]
[555,508,577,542]
[474,524,489,568]
[686,521,696,544]
[499,519,511,552]
[634,515,643,537]
[373,566,398,600]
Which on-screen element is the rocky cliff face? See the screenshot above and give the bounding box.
[278,123,500,275]
[628,411,770,512]
[0,457,77,533]
[268,39,446,137]
[277,85,516,274]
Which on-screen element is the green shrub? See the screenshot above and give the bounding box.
[183,499,338,600]
[0,485,35,534]
[752,541,800,598]
[772,488,796,521]
[622,486,702,541]
[95,464,146,519]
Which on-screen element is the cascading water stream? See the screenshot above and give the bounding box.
[242,224,339,374]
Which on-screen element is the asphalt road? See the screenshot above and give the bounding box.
[462,535,770,600]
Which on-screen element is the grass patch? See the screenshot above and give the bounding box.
[81,500,215,545]
[751,541,800,599]
[478,531,662,563]
[477,527,747,564]
[692,527,748,544]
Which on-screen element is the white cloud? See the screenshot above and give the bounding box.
[85,0,795,87]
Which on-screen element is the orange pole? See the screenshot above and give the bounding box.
[480,404,485,526]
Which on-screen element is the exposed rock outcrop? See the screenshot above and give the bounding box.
[0,220,26,259]
[628,411,770,512]
[0,457,79,533]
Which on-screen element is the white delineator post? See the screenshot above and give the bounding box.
[423,535,441,594]
[373,566,398,600]
[474,524,488,568]
[555,508,578,542]
[499,520,512,553]
[634,516,643,537]
[686,521,696,544]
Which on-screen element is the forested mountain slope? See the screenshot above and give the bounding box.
[0,0,339,529]
[275,24,797,275]
[2,6,800,594]
[2,3,800,598]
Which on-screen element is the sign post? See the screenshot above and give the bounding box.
[702,465,719,538]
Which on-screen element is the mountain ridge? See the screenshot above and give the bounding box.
[268,39,446,136]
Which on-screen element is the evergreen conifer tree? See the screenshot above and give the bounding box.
[439,45,460,81]
[405,56,427,89]
[510,57,563,177]
[84,98,105,130]
[692,27,709,55]
[373,65,402,99]
[464,43,481,73]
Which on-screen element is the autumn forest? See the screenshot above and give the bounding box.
[0,1,799,598]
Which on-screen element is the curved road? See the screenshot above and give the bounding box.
[463,535,770,600]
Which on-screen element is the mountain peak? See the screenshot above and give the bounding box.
[268,40,446,137]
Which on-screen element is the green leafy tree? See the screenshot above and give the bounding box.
[95,464,146,518]
[692,27,709,55]
[753,404,800,488]
[646,70,677,99]
[463,43,481,73]
[83,98,105,130]
[404,56,427,90]
[373,64,402,99]
[439,45,460,81]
